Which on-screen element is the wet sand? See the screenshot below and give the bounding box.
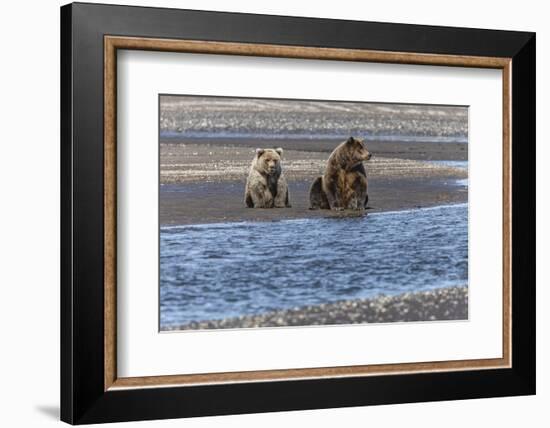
[160,138,467,225]
[163,137,468,161]
[163,286,468,330]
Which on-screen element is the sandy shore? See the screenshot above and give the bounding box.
[163,286,468,330]
[160,138,467,225]
[163,137,468,161]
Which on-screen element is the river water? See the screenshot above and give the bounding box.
[160,203,468,329]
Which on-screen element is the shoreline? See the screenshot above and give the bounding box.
[160,178,468,225]
[162,285,468,331]
[160,202,468,230]
[160,139,467,225]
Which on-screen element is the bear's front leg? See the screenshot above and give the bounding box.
[325,187,344,211]
[325,172,347,210]
[346,195,360,210]
[273,189,289,208]
[327,195,342,210]
[273,177,291,208]
[250,184,274,208]
[344,186,364,210]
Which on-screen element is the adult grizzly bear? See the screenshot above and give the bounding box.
[309,137,372,210]
[244,148,291,208]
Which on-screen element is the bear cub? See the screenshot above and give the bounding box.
[309,137,372,210]
[245,148,291,208]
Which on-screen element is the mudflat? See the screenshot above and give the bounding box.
[160,138,467,226]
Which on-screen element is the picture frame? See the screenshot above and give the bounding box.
[60,2,535,424]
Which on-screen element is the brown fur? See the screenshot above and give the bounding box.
[244,148,291,208]
[309,137,372,210]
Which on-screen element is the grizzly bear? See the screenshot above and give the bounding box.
[244,148,291,208]
[309,137,372,210]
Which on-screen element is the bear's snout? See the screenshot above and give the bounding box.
[266,161,278,172]
[366,152,372,160]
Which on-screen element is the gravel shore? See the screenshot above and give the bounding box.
[163,286,468,331]
[160,96,468,142]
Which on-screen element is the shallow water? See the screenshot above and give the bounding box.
[428,160,468,170]
[160,203,468,328]
[427,161,468,187]
[161,131,467,144]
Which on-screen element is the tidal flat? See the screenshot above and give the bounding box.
[160,139,467,225]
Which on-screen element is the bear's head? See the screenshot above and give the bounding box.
[254,148,283,175]
[343,137,372,165]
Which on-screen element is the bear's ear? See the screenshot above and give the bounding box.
[275,147,283,156]
[255,148,265,156]
[346,137,356,144]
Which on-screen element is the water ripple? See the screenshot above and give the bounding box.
[160,204,468,327]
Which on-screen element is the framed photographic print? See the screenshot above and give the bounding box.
[60,2,536,425]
